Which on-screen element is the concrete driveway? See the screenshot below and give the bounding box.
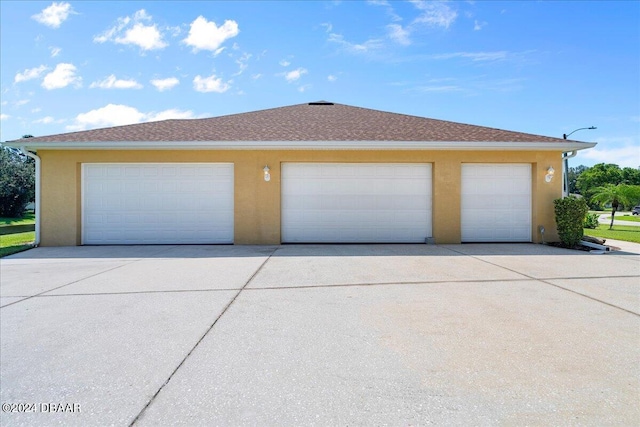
[1,243,638,426]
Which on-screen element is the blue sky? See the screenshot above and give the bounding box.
[1,1,638,168]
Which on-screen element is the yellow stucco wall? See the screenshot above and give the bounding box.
[37,149,563,246]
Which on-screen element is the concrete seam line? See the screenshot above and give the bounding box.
[128,246,280,427]
[17,278,536,298]
[0,262,137,309]
[0,246,180,309]
[444,246,640,317]
[6,274,638,297]
[241,274,640,291]
[28,288,247,297]
[535,280,640,317]
[244,278,537,290]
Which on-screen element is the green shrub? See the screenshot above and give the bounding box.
[554,196,588,247]
[583,212,599,229]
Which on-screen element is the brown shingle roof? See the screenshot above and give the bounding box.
[10,102,571,143]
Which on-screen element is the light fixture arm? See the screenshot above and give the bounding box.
[563,126,596,140]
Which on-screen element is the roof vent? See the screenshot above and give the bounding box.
[308,101,334,106]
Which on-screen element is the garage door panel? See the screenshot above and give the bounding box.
[462,164,531,242]
[282,163,431,243]
[83,163,233,245]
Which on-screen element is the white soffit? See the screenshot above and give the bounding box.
[5,140,597,152]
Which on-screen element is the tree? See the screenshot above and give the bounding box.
[590,184,630,229]
[620,184,640,209]
[576,163,623,196]
[0,146,35,217]
[568,165,589,194]
[621,167,640,186]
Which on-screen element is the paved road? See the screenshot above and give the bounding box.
[1,243,639,426]
[598,213,640,227]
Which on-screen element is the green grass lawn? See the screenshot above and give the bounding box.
[606,215,640,223]
[0,231,35,257]
[583,226,640,244]
[0,212,35,227]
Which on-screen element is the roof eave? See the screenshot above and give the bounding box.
[3,140,597,152]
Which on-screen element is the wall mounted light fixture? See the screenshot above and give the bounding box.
[263,165,271,182]
[545,166,555,183]
[538,225,546,244]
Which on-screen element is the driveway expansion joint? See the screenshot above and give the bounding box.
[128,246,280,427]
[28,288,246,297]
[444,245,640,317]
[0,245,180,309]
[1,262,134,309]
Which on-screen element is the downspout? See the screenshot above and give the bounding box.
[562,150,578,198]
[21,148,40,246]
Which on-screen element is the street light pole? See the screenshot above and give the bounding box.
[562,126,596,197]
[563,126,596,141]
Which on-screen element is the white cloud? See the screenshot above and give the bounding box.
[118,23,166,50]
[428,51,508,61]
[233,53,252,76]
[330,0,454,55]
[34,116,55,124]
[414,85,462,93]
[193,74,230,93]
[320,23,333,33]
[367,0,402,21]
[279,59,291,67]
[31,107,42,113]
[66,104,196,131]
[50,46,62,57]
[387,24,411,45]
[147,109,195,122]
[66,104,145,131]
[14,65,48,83]
[167,25,182,37]
[90,75,143,89]
[474,20,487,31]
[94,16,131,43]
[578,144,640,168]
[94,10,167,51]
[42,63,81,89]
[411,0,457,28]
[251,73,262,80]
[298,84,312,93]
[150,77,180,91]
[15,99,30,107]
[183,16,239,52]
[328,33,384,54]
[0,114,9,121]
[32,2,74,28]
[283,68,307,82]
[327,74,337,82]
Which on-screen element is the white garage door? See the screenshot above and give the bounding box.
[461,164,531,242]
[82,163,234,244]
[282,163,432,243]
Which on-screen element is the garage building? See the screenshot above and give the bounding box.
[5,101,596,246]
